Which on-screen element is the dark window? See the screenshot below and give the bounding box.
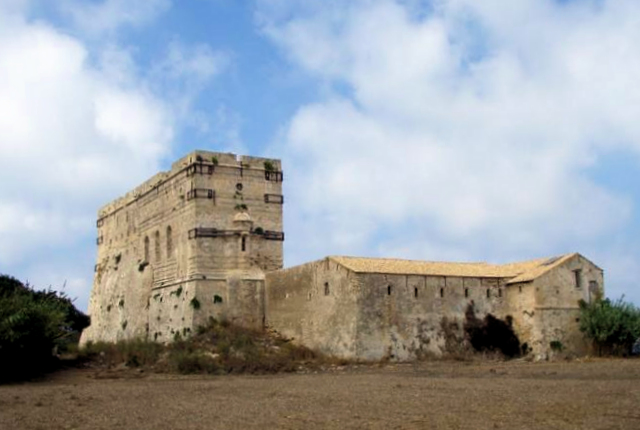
[574,269,582,289]
[440,288,444,298]
[324,282,330,296]
[241,236,246,252]
[155,231,161,261]
[144,236,150,261]
[519,285,523,293]
[414,287,418,298]
[498,289,502,298]
[465,288,469,298]
[486,289,490,298]
[387,285,392,295]
[166,226,173,256]
[236,183,243,191]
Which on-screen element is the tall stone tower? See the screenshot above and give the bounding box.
[80,151,284,344]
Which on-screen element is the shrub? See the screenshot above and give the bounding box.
[190,297,201,310]
[0,275,89,382]
[579,297,640,356]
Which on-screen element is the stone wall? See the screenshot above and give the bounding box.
[265,259,359,357]
[81,150,283,345]
[355,273,507,360]
[530,254,604,357]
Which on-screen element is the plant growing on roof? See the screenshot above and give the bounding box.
[211,156,219,166]
[263,161,275,172]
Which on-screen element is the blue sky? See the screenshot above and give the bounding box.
[1,0,639,310]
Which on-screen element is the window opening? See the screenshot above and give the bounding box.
[324,282,330,296]
[519,285,523,293]
[414,287,418,298]
[387,285,392,295]
[144,236,150,261]
[166,226,173,256]
[498,289,502,298]
[573,269,582,289]
[241,236,246,252]
[155,231,161,261]
[486,289,490,298]
[465,288,469,298]
[440,288,444,298]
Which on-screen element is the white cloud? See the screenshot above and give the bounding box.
[259,0,640,301]
[61,0,171,36]
[0,4,226,309]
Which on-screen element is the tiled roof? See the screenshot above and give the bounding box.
[329,253,579,284]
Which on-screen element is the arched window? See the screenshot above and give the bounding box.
[144,236,150,262]
[155,231,161,262]
[166,226,173,257]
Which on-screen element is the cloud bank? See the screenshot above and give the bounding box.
[0,1,226,307]
[257,0,640,302]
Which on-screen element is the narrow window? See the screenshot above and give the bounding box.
[414,287,418,298]
[498,289,502,298]
[387,285,392,295]
[144,236,150,261]
[464,288,469,298]
[324,282,329,296]
[440,288,444,298]
[519,285,523,293]
[486,289,490,298]
[241,236,246,252]
[166,226,173,256]
[155,231,161,261]
[573,269,582,289]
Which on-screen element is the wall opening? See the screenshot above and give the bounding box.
[519,285,522,293]
[387,285,392,295]
[465,288,469,298]
[440,288,444,298]
[166,226,173,256]
[573,269,582,289]
[241,236,246,252]
[324,282,330,296]
[414,287,418,298]
[144,236,150,261]
[155,231,161,261]
[486,289,490,298]
[498,288,502,298]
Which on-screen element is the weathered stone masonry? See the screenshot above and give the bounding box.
[82,150,604,360]
[81,150,284,344]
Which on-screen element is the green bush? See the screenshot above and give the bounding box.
[579,296,640,356]
[0,274,89,382]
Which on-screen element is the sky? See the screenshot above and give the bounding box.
[1,0,639,311]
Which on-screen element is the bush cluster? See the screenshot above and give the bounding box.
[579,296,640,356]
[0,274,89,382]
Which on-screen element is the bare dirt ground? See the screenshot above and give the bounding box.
[1,358,639,430]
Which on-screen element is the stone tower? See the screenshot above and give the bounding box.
[80,150,284,344]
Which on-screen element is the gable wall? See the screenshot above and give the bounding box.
[264,259,358,357]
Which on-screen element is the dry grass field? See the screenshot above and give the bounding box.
[1,359,639,430]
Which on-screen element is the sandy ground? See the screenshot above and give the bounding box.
[1,359,639,430]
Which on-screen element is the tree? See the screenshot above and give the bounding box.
[578,296,640,356]
[0,275,90,382]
